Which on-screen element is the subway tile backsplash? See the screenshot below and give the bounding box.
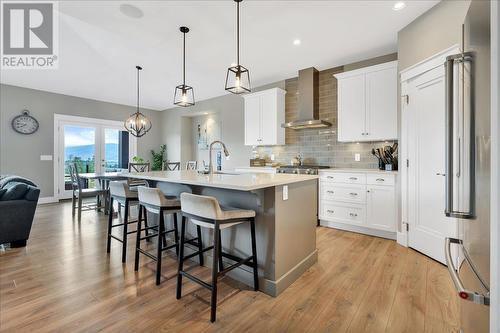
[254,66,396,169]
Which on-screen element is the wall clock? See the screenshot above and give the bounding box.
[12,110,39,135]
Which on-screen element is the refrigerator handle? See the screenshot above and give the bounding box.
[445,237,490,306]
[444,52,475,219]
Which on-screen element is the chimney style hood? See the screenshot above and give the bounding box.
[282,67,332,130]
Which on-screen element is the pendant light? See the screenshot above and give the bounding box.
[125,66,152,138]
[225,0,251,94]
[174,26,195,107]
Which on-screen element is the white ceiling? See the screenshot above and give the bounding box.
[1,0,438,110]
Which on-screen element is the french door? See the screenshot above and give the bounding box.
[54,115,137,199]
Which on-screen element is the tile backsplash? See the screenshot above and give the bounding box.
[254,66,396,169]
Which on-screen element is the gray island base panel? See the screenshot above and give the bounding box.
[127,171,318,297]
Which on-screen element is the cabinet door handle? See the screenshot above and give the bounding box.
[376,178,385,182]
[327,210,334,214]
[349,177,358,180]
[326,190,334,194]
[349,192,358,196]
[349,213,358,217]
[327,176,334,179]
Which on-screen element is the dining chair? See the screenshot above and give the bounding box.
[185,161,197,170]
[163,161,181,171]
[69,163,108,221]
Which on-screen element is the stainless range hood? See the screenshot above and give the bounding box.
[282,67,332,130]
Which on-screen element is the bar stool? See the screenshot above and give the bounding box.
[107,181,150,263]
[135,187,204,285]
[176,193,259,323]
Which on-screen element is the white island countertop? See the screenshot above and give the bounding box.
[125,170,318,191]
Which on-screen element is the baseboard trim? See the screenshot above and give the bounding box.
[396,231,408,247]
[38,196,59,205]
[320,220,396,240]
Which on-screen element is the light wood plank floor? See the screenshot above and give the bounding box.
[0,202,460,332]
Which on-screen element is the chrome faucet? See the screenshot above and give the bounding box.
[209,140,230,174]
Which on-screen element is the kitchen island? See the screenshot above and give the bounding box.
[126,170,318,297]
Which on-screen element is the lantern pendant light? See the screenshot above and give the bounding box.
[225,0,251,94]
[124,66,152,138]
[174,26,195,107]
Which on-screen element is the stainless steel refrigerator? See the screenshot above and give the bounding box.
[444,0,491,332]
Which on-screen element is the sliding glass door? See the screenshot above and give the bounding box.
[55,115,137,199]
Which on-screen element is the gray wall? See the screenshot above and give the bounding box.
[398,0,471,71]
[0,84,162,197]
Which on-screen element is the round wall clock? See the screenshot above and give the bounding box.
[12,110,39,135]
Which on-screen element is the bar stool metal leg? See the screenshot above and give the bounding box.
[218,233,224,272]
[250,217,259,291]
[122,200,129,263]
[107,197,114,253]
[211,222,220,323]
[134,205,143,271]
[196,225,204,266]
[156,209,165,285]
[173,213,180,257]
[176,215,187,299]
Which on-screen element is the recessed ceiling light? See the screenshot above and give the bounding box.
[293,39,301,46]
[120,4,144,18]
[393,1,406,11]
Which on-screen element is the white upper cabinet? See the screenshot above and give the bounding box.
[243,88,286,146]
[335,61,398,142]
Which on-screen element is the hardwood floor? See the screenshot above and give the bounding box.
[0,202,460,332]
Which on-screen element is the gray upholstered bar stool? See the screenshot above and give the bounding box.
[107,181,149,263]
[135,187,204,285]
[176,193,259,323]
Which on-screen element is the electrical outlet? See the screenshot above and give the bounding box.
[270,154,275,161]
[283,185,288,200]
[354,153,361,162]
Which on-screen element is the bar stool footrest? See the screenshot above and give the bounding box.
[221,252,257,269]
[180,271,213,290]
[182,245,214,261]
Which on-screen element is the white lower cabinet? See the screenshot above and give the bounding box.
[319,170,397,239]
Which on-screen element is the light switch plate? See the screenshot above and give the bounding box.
[354,153,361,162]
[40,155,53,161]
[283,185,288,200]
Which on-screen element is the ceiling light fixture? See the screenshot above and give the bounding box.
[174,26,195,107]
[225,0,251,94]
[393,1,406,11]
[124,66,152,138]
[293,39,301,46]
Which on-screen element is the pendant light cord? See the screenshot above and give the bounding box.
[183,31,186,86]
[136,67,140,112]
[236,0,240,66]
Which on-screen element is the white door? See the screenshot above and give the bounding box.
[337,75,366,142]
[244,95,261,146]
[365,67,398,141]
[366,185,396,232]
[405,66,458,264]
[260,91,276,145]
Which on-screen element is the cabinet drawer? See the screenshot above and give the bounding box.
[320,183,366,204]
[366,173,395,186]
[321,202,365,226]
[320,172,366,184]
